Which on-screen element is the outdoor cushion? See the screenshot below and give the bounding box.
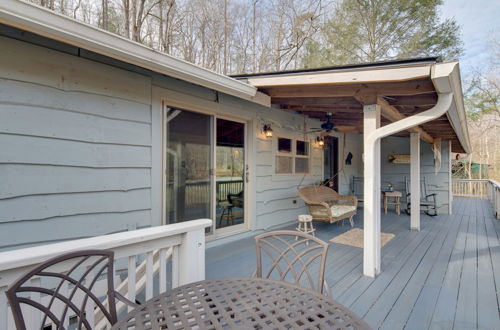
[330,205,356,217]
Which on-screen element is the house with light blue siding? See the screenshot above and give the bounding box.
[1,2,500,330]
[0,0,469,269]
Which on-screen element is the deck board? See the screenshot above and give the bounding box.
[206,198,500,329]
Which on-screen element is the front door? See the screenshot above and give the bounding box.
[163,106,247,235]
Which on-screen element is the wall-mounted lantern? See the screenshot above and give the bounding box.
[316,136,325,147]
[263,124,273,138]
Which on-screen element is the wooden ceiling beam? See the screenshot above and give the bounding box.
[377,96,434,144]
[261,79,435,98]
[287,106,362,112]
[272,97,358,106]
[382,94,438,106]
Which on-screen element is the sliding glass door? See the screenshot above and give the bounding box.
[215,118,245,231]
[164,106,246,235]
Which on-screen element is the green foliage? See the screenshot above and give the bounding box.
[303,0,463,67]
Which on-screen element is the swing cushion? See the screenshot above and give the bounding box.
[298,186,358,224]
[330,205,357,217]
[309,205,356,218]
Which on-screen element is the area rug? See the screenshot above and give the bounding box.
[329,228,395,248]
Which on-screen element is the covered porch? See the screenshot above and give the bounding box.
[206,197,500,329]
[234,58,471,277]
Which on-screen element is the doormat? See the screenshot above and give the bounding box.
[329,228,395,248]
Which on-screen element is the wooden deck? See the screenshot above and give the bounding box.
[206,198,500,329]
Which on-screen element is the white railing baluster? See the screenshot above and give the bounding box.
[146,252,154,300]
[172,245,179,288]
[159,248,167,293]
[61,281,70,328]
[0,286,8,330]
[127,255,136,311]
[85,268,95,327]
[30,278,41,328]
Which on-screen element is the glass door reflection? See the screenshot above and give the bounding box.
[165,108,213,232]
[215,118,245,230]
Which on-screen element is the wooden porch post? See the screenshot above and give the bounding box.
[410,132,421,230]
[363,104,381,277]
[448,141,453,215]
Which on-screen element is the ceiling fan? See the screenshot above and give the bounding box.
[308,113,357,134]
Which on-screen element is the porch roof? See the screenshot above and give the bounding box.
[233,59,470,153]
[0,0,267,105]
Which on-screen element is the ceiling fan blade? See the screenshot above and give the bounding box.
[320,132,332,137]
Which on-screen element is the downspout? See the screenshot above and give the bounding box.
[363,92,453,277]
[366,93,453,143]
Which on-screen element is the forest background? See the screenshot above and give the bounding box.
[27,0,500,180]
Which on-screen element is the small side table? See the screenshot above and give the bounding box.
[383,191,402,215]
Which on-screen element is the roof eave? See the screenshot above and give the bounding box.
[431,62,471,154]
[0,0,259,102]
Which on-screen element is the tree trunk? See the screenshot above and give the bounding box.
[123,0,130,39]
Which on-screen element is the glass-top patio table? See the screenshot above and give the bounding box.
[111,277,370,329]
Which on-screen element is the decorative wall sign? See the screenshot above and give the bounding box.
[388,154,410,164]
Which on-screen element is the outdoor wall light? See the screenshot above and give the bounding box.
[263,124,273,138]
[316,136,325,147]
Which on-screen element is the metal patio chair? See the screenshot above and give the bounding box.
[254,230,331,296]
[6,249,138,330]
[405,177,438,216]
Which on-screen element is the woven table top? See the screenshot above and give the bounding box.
[112,277,370,330]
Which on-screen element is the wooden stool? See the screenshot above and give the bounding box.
[383,191,402,215]
[296,214,315,236]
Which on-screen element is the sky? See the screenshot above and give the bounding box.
[440,0,500,78]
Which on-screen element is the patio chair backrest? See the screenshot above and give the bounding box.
[351,176,364,200]
[6,250,118,330]
[255,230,329,293]
[405,177,430,199]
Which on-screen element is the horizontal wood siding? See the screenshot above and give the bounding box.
[381,137,451,213]
[254,114,324,230]
[0,37,153,249]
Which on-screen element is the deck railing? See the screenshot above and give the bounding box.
[452,179,500,219]
[0,219,212,329]
[486,180,500,220]
[452,179,489,199]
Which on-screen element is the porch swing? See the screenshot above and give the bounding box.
[297,122,358,227]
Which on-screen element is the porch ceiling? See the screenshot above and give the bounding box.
[233,61,466,153]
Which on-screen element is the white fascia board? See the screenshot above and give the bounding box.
[431,62,471,153]
[244,63,432,87]
[0,0,258,101]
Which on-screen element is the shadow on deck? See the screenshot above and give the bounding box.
[206,198,500,329]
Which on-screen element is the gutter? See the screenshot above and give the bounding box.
[0,0,257,100]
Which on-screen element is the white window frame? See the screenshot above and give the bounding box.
[274,136,310,175]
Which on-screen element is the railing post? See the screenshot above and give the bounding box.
[496,186,500,220]
[178,228,206,286]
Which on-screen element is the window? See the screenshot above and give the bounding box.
[275,137,310,174]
